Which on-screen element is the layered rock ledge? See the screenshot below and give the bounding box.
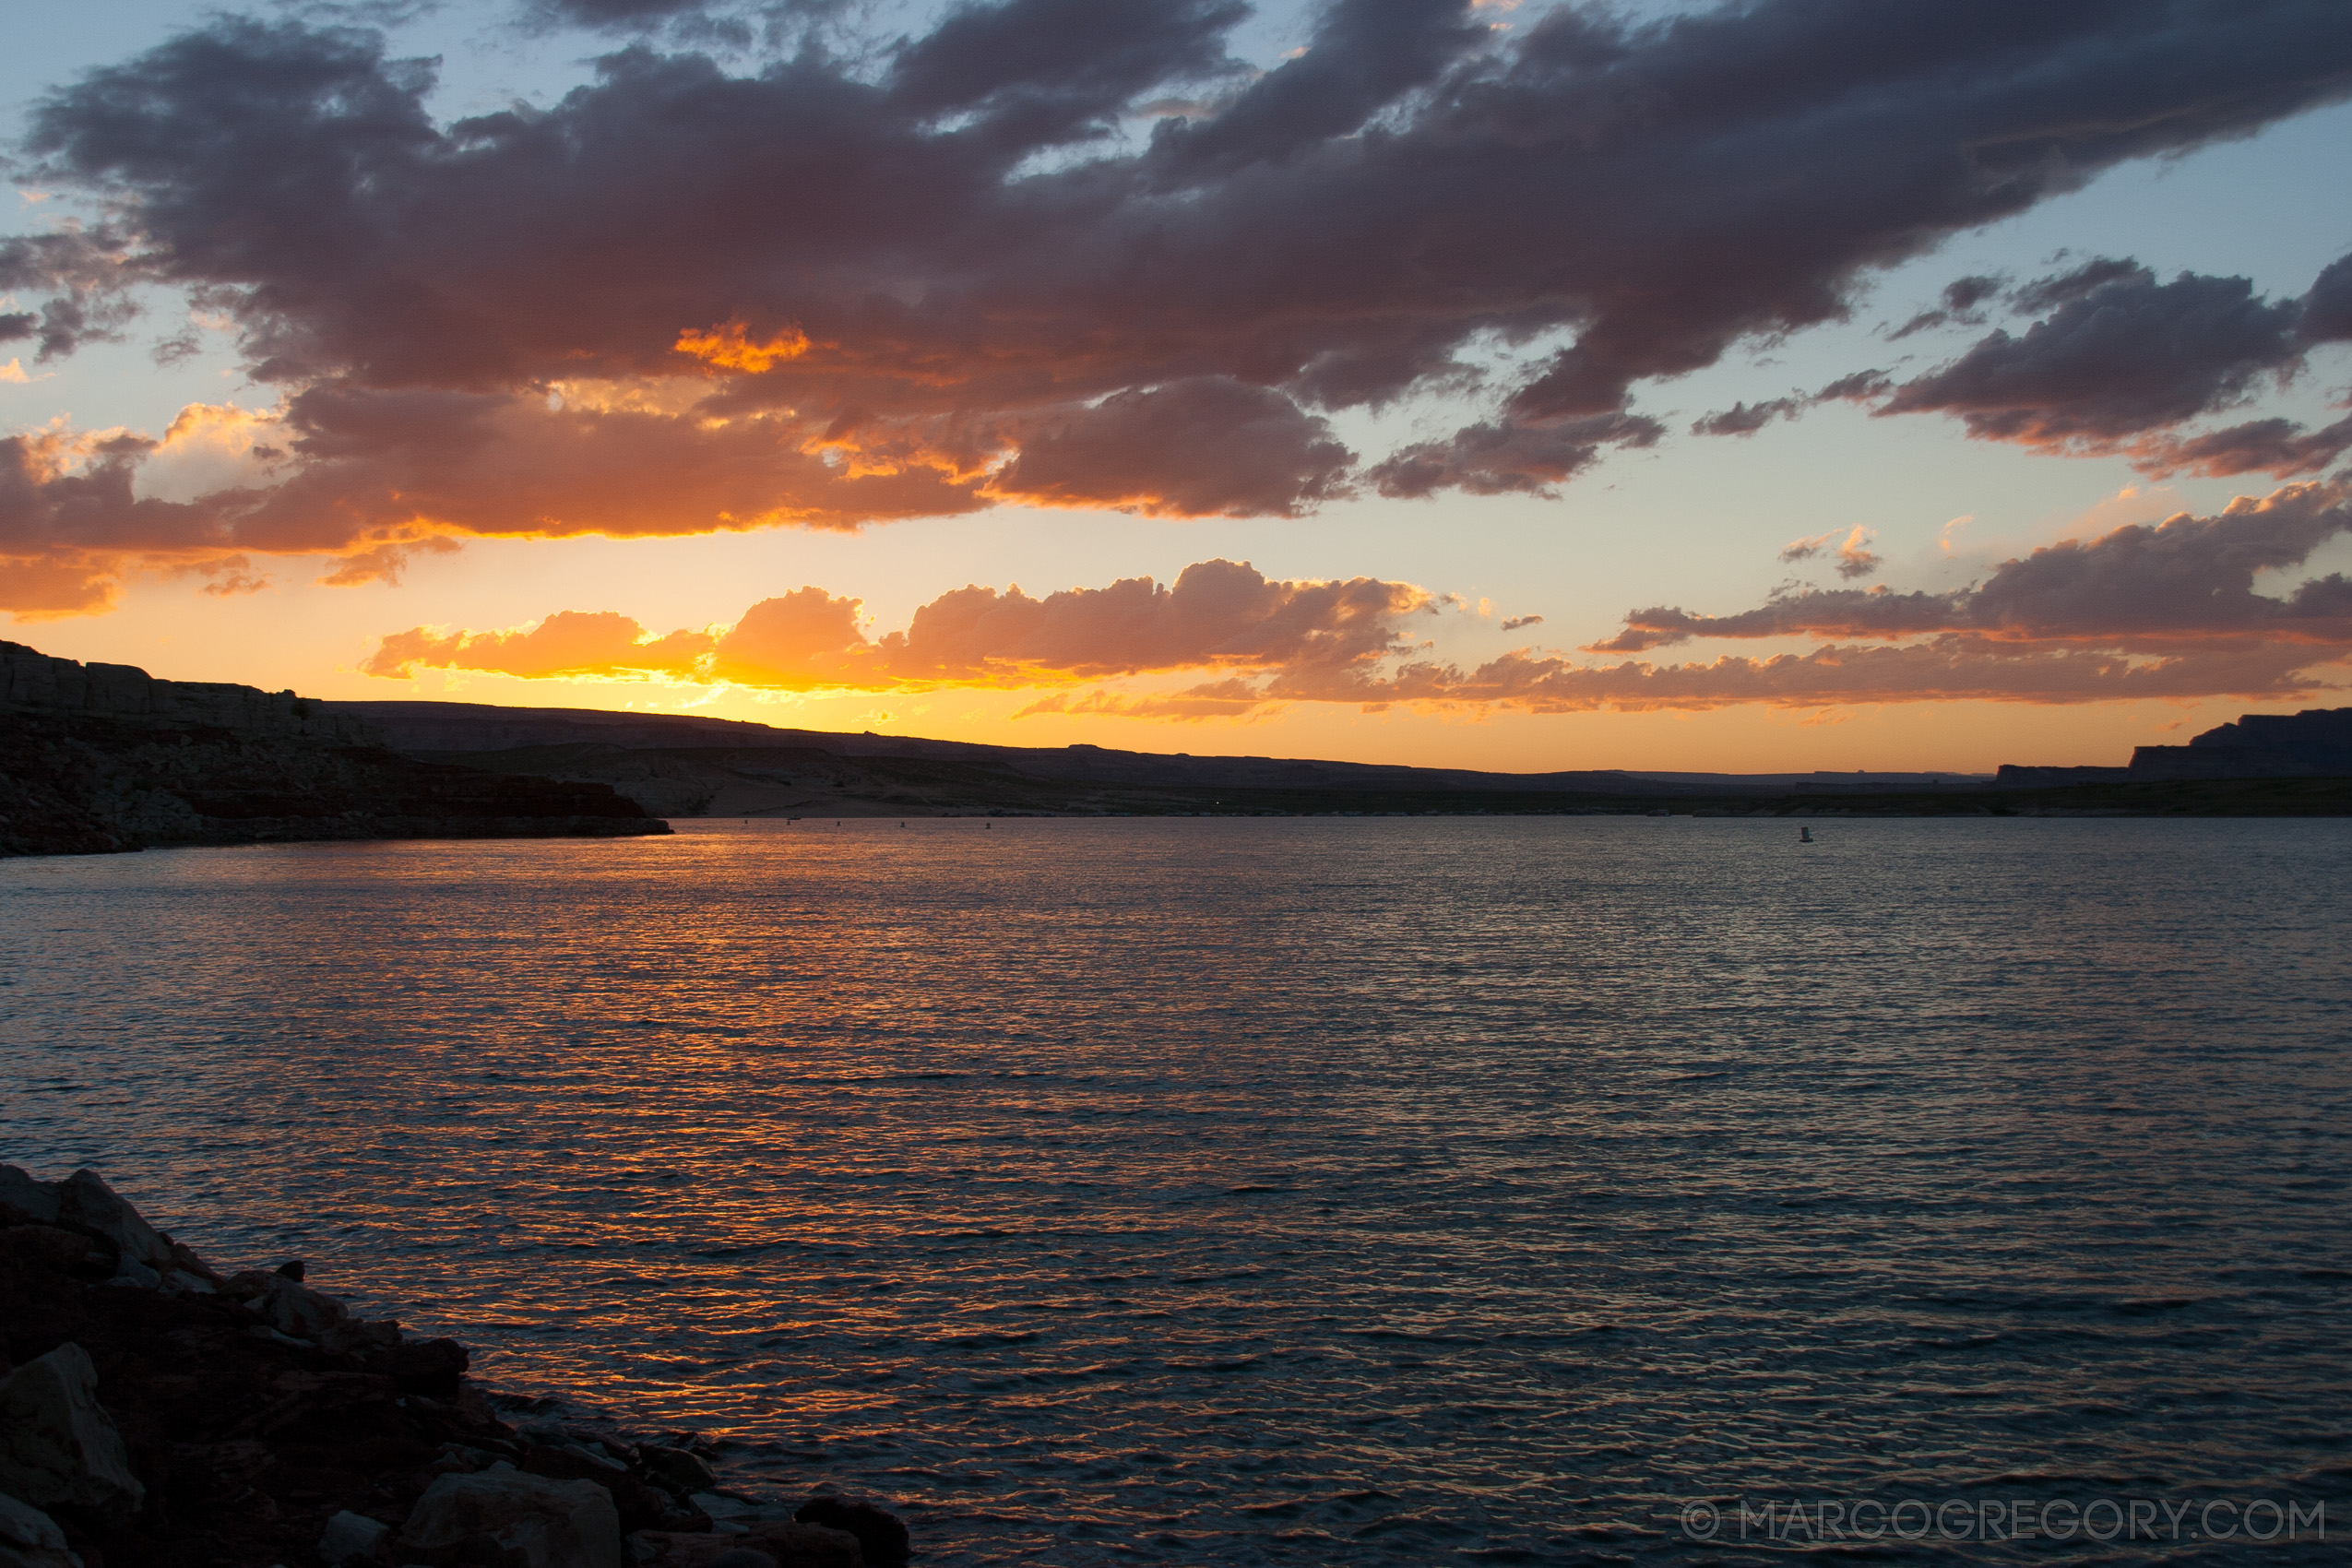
[0,1166,906,1568]
[2,642,669,858]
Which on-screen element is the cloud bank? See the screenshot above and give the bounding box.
[7,0,2352,612]
[365,481,2352,716]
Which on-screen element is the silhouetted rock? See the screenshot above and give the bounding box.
[639,1446,717,1496]
[792,1497,909,1564]
[388,1337,471,1400]
[636,1523,861,1568]
[0,1167,904,1568]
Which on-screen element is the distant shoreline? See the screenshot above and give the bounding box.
[634,774,2352,821]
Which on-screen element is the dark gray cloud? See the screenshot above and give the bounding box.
[1690,369,1887,438]
[2008,255,2144,316]
[1691,398,1800,437]
[1590,480,2352,652]
[1369,414,1663,498]
[536,0,708,22]
[2130,414,2352,479]
[7,0,2352,612]
[986,377,1355,517]
[0,228,144,360]
[1146,0,1488,178]
[31,0,2350,414]
[1719,251,2352,469]
[1879,262,2307,447]
[1889,272,2008,339]
[2301,253,2352,346]
[892,0,1247,152]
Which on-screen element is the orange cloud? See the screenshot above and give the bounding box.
[0,553,122,618]
[358,487,2352,719]
[1015,680,1289,722]
[363,560,1431,693]
[673,320,812,374]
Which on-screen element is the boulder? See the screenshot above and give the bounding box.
[0,1344,144,1514]
[106,1261,162,1290]
[0,1168,61,1226]
[323,1319,401,1356]
[632,1525,860,1568]
[226,1271,350,1339]
[55,1170,174,1276]
[0,1228,92,1275]
[169,1239,226,1286]
[637,1448,715,1497]
[397,1467,622,1568]
[0,1491,79,1568]
[519,1445,669,1535]
[386,1337,468,1399]
[318,1508,391,1566]
[743,1525,862,1568]
[792,1500,907,1565]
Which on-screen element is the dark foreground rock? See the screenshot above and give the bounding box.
[0,1166,905,1567]
[1,640,670,857]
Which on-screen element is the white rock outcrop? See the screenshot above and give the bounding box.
[317,1508,390,1566]
[0,1345,144,1515]
[224,1271,350,1340]
[54,1171,175,1278]
[0,1491,82,1568]
[0,1168,62,1227]
[398,1466,622,1568]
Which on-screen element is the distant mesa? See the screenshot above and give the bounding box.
[9,642,2349,846]
[1996,707,2352,786]
[328,696,2350,818]
[321,697,1996,820]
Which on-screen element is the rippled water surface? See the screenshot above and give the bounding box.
[5,818,2350,1563]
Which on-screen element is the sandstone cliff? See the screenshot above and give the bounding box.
[1,642,669,857]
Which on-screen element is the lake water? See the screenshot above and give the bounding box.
[4,818,2348,1563]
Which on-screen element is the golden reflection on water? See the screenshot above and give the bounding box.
[5,818,2351,1565]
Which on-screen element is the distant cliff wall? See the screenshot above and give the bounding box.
[2,641,382,745]
[2131,707,2352,778]
[1998,706,2352,785]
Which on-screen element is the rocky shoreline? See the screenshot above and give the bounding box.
[0,1167,907,1568]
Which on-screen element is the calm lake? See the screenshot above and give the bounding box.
[4,818,2348,1563]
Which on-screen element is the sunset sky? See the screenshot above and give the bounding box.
[6,0,2351,773]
